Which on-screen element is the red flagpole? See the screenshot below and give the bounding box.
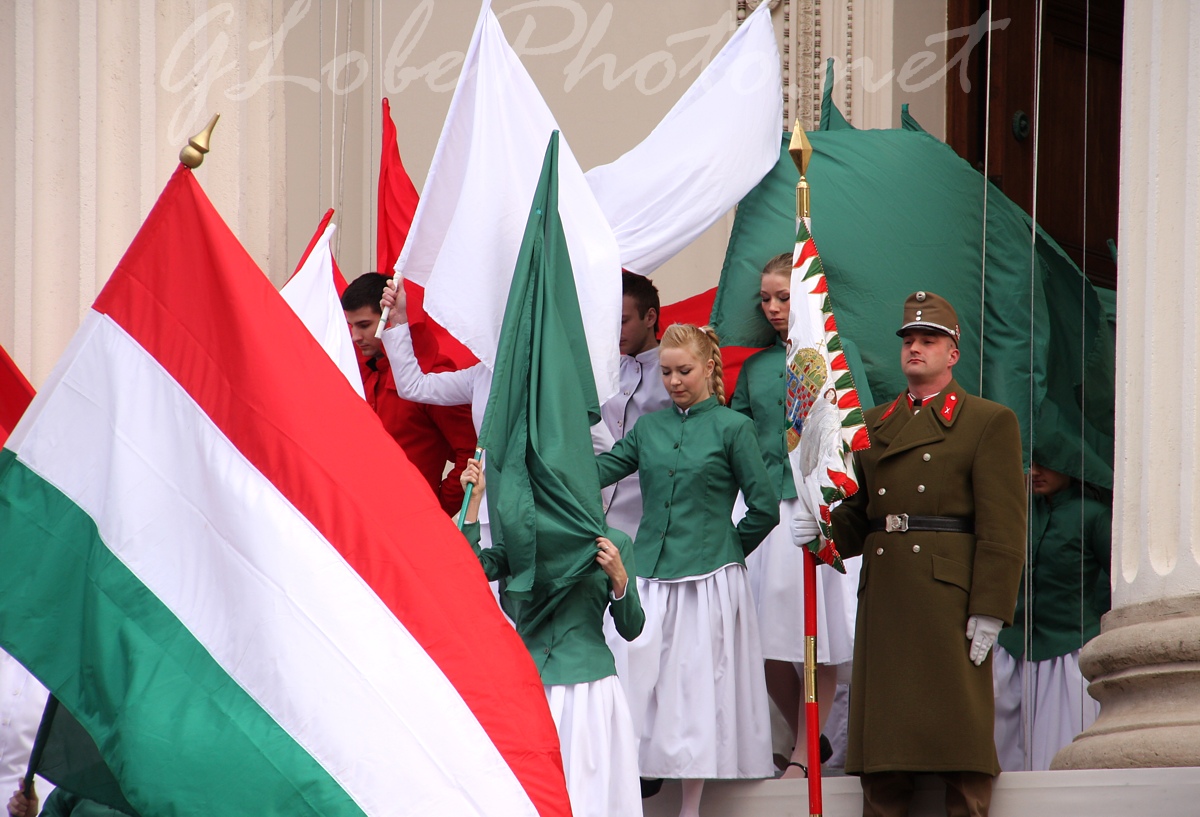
[804,548,823,816]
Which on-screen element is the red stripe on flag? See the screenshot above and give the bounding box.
[0,344,35,446]
[94,167,569,817]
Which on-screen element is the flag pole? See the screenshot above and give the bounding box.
[179,114,220,169]
[789,123,823,817]
[457,447,485,530]
[22,695,59,799]
[376,272,400,339]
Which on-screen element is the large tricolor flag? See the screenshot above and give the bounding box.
[785,218,869,572]
[397,1,621,401]
[281,213,364,397]
[585,0,782,275]
[0,166,569,817]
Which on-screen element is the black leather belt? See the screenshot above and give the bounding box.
[868,514,973,534]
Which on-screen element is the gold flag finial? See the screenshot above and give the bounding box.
[179,114,220,168]
[788,124,813,219]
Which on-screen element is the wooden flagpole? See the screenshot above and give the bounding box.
[790,124,823,817]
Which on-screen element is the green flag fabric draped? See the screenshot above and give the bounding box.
[711,95,1115,488]
[478,130,610,616]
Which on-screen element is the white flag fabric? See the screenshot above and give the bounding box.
[399,2,622,401]
[280,222,365,398]
[584,0,783,275]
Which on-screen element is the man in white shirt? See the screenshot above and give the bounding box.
[597,272,673,541]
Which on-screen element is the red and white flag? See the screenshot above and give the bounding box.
[378,98,477,373]
[281,212,363,397]
[0,166,569,817]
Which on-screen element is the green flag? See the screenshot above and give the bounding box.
[478,130,610,615]
[711,91,1114,488]
[26,697,139,815]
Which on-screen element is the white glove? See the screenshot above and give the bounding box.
[790,512,821,547]
[965,614,1003,666]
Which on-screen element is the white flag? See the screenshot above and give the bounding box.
[399,1,622,401]
[280,222,364,398]
[585,0,783,275]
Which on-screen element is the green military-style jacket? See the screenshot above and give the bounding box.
[998,484,1111,661]
[464,522,644,686]
[830,379,1026,776]
[595,396,778,579]
[729,339,798,502]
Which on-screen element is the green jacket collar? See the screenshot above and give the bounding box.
[673,395,720,417]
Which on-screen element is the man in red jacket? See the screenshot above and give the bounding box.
[342,273,477,516]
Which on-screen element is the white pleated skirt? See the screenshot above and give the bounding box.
[740,496,859,665]
[617,564,774,780]
[545,675,643,817]
[993,645,1100,771]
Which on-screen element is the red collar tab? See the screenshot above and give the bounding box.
[880,395,902,420]
[941,391,960,422]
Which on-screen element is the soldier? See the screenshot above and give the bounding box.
[830,292,1026,817]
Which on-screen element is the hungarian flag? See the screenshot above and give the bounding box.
[0,165,569,816]
[377,98,477,373]
[480,131,609,619]
[785,217,868,572]
[281,212,363,397]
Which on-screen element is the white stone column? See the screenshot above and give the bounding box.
[0,2,289,389]
[1053,0,1200,770]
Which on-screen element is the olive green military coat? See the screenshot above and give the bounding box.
[830,380,1026,775]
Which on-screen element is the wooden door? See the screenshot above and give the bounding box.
[946,0,1122,290]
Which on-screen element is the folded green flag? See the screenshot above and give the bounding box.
[480,130,611,618]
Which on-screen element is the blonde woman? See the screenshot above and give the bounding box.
[596,324,777,817]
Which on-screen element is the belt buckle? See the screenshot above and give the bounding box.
[885,513,909,533]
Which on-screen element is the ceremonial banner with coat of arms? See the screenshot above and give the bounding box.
[785,218,870,573]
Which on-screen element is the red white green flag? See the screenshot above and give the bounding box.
[785,217,869,572]
[0,165,569,817]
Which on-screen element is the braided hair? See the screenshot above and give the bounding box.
[660,323,726,406]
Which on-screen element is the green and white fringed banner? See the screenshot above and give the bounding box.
[785,218,870,573]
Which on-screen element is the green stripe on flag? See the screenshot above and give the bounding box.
[0,449,365,817]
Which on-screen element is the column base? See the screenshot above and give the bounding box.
[1052,594,1200,769]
